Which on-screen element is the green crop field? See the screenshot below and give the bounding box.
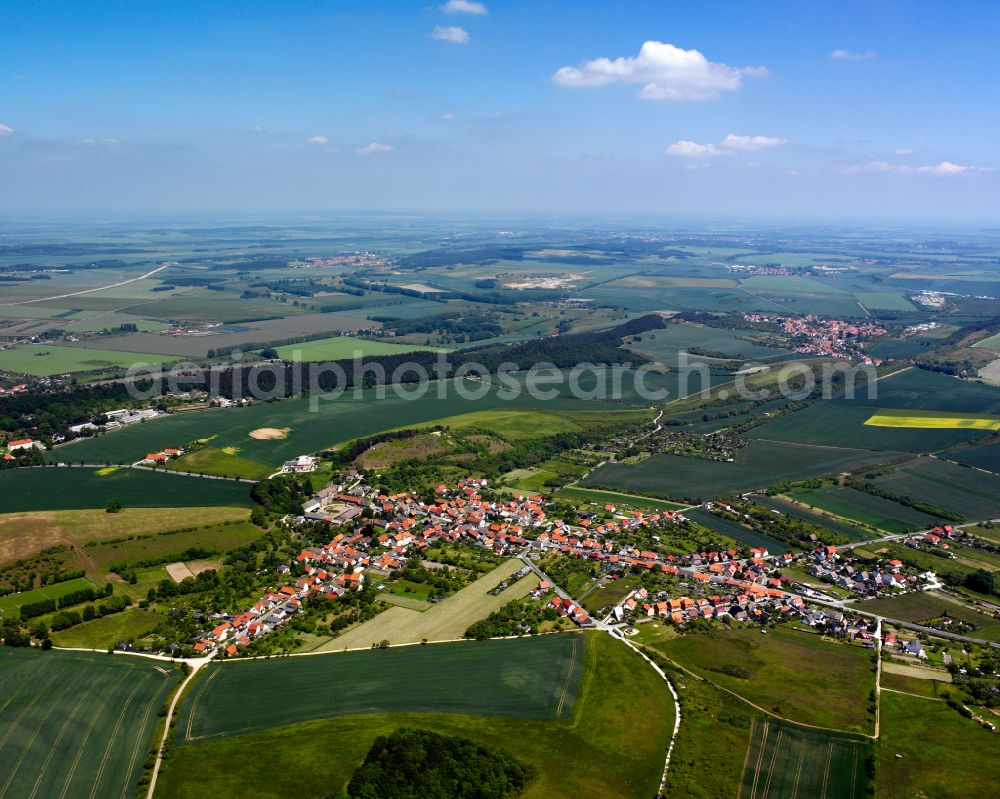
[683,508,791,554]
[752,495,873,542]
[177,634,585,743]
[269,335,447,360]
[83,519,264,575]
[751,369,1000,452]
[583,440,892,501]
[788,485,944,533]
[580,282,787,314]
[625,322,790,365]
[0,576,95,621]
[939,440,1000,473]
[0,506,248,570]
[115,295,315,323]
[158,632,674,799]
[554,485,688,511]
[854,291,916,311]
[853,368,1000,414]
[52,380,626,467]
[163,446,273,480]
[972,331,1000,350]
[877,692,999,799]
[751,403,988,452]
[502,365,724,406]
[636,624,875,734]
[0,343,176,376]
[0,467,252,513]
[871,457,1000,520]
[739,718,869,799]
[0,648,181,799]
[421,407,595,441]
[49,608,163,649]
[741,275,851,295]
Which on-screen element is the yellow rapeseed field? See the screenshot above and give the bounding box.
[864,409,1000,430]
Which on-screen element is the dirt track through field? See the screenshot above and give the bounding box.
[555,636,579,719]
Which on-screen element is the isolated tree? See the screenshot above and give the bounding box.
[105,497,123,513]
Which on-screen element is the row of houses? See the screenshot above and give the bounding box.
[614,576,807,626]
[903,525,957,551]
[193,549,368,655]
[810,545,939,597]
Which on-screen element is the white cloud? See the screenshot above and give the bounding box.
[665,140,733,158]
[441,0,487,14]
[307,135,329,145]
[866,160,994,175]
[552,41,767,101]
[830,48,876,61]
[0,124,13,137]
[251,125,265,133]
[666,133,786,158]
[357,142,393,156]
[894,148,914,156]
[78,137,119,147]
[721,133,787,151]
[439,112,457,121]
[432,25,470,44]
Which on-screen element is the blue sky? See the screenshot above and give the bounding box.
[1,0,998,219]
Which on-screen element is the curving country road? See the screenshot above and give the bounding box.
[2,263,173,306]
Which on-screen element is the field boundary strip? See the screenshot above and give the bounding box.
[760,729,784,799]
[744,719,771,799]
[848,744,859,798]
[879,686,945,702]
[789,739,807,799]
[183,666,221,743]
[565,633,598,731]
[554,635,579,719]
[819,740,833,799]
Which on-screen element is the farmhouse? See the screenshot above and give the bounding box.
[6,438,44,452]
